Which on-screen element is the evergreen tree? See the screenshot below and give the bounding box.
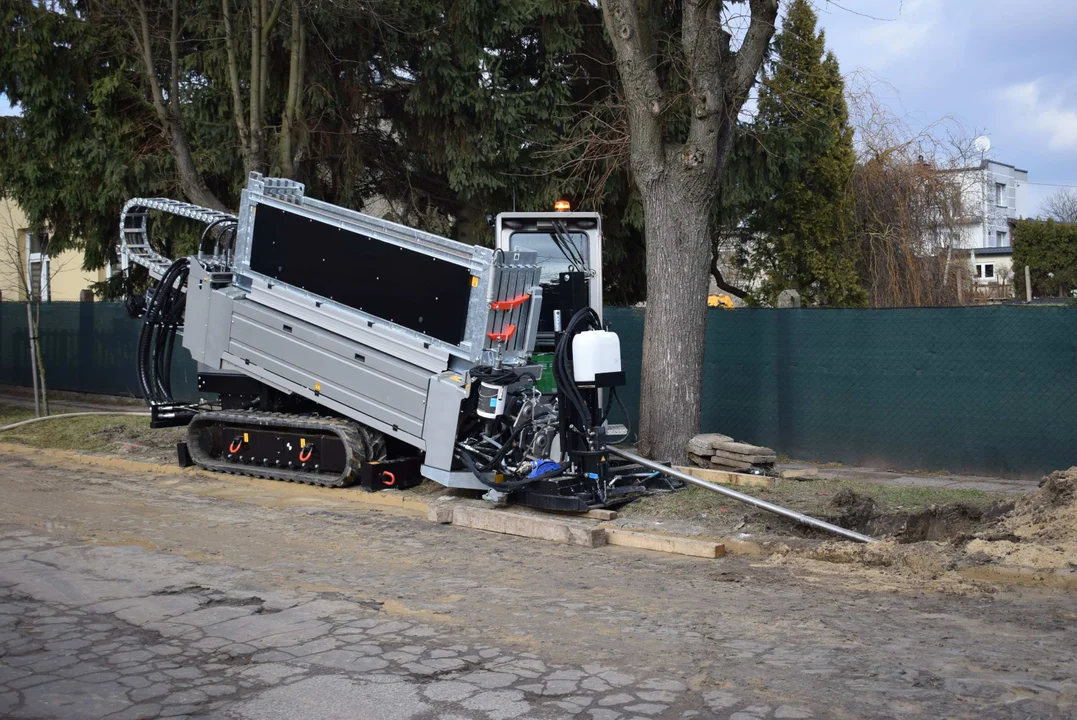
[749,0,866,306]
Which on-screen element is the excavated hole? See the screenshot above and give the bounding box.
[826,489,1015,543]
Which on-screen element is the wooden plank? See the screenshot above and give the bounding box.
[450,505,607,547]
[708,458,754,472]
[711,448,777,465]
[427,502,455,523]
[711,440,775,455]
[779,468,818,480]
[605,529,725,558]
[583,509,618,521]
[673,465,776,489]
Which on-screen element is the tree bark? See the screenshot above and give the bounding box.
[637,180,712,461]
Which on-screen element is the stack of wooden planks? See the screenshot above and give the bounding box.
[686,433,776,473]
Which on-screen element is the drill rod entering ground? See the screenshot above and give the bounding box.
[608,447,879,544]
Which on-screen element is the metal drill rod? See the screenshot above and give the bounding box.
[607,447,879,544]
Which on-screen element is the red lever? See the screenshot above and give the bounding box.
[490,293,530,311]
[486,325,517,343]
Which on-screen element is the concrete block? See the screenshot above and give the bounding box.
[711,448,776,465]
[605,529,724,559]
[450,506,606,547]
[711,440,775,456]
[686,433,733,457]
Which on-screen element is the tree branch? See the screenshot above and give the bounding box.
[221,0,251,167]
[169,0,180,114]
[131,0,169,122]
[731,0,779,104]
[683,0,726,169]
[711,251,748,299]
[600,0,666,181]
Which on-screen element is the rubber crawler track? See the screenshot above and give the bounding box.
[186,410,387,488]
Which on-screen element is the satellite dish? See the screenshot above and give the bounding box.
[974,136,991,154]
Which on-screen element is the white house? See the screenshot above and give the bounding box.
[950,160,1030,293]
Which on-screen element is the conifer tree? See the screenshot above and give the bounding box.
[750,0,866,306]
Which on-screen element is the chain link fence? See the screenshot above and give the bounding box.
[2,302,1075,479]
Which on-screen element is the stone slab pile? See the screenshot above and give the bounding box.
[686,433,776,473]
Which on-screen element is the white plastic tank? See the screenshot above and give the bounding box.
[572,330,622,384]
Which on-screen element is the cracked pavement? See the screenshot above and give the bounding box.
[0,532,789,720]
[1,449,1075,718]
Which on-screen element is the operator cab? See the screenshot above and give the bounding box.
[495,210,603,352]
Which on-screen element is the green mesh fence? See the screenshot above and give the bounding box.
[0,301,199,401]
[2,302,1075,478]
[606,305,1077,480]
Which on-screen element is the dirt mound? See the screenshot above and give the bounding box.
[796,469,1077,584]
[964,467,1077,571]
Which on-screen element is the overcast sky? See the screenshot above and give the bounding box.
[813,0,1077,214]
[3,0,1075,214]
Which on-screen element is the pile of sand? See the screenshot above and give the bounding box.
[964,467,1077,571]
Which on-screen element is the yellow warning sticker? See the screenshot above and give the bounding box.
[313,381,322,393]
[243,432,249,442]
[300,438,306,448]
[471,276,480,287]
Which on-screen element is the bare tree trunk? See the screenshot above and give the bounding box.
[25,300,40,417]
[637,182,712,460]
[279,0,304,178]
[600,0,778,462]
[32,301,48,416]
[221,0,251,171]
[129,0,228,211]
[248,0,264,173]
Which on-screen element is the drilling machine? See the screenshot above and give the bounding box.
[119,173,679,511]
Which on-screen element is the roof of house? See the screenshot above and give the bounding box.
[971,246,1014,256]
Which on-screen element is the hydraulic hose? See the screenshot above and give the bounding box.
[0,411,151,433]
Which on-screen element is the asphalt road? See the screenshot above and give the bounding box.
[0,448,1074,719]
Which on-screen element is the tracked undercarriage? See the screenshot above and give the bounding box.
[186,411,386,487]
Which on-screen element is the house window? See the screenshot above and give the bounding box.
[975,263,996,280]
[996,230,1008,247]
[995,182,1006,206]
